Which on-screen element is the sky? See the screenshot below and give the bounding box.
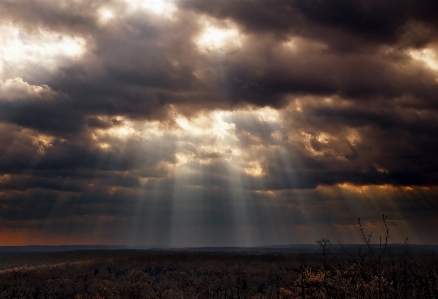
[0,0,437,247]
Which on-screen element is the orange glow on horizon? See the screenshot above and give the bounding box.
[0,229,113,246]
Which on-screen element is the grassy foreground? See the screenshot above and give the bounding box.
[0,245,437,299]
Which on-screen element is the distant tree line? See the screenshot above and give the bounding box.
[0,216,437,298]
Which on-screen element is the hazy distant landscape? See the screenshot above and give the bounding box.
[1,244,437,298]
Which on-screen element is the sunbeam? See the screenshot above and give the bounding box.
[1,0,438,248]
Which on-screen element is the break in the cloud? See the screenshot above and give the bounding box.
[0,0,437,246]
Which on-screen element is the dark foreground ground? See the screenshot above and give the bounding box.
[0,245,437,298]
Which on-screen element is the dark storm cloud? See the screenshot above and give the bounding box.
[1,0,437,130]
[181,0,438,46]
[0,0,438,245]
[293,0,438,45]
[179,0,438,105]
[0,0,102,34]
[0,100,84,134]
[0,130,174,174]
[287,98,438,186]
[228,98,437,188]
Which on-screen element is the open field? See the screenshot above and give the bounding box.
[0,245,437,298]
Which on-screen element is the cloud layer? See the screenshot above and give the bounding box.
[0,0,437,246]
